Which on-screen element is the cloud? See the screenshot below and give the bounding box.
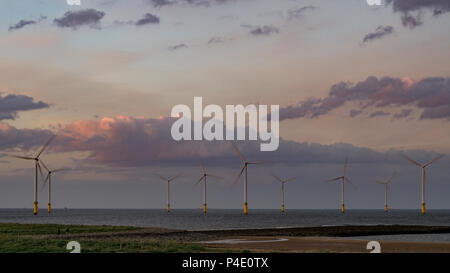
[370,111,390,118]
[386,0,450,29]
[42,115,435,168]
[0,93,50,121]
[8,20,36,32]
[208,37,224,44]
[136,13,160,26]
[168,43,188,50]
[349,109,363,117]
[393,109,413,119]
[278,76,450,121]
[147,0,176,7]
[0,122,53,151]
[7,16,46,32]
[362,25,394,44]
[249,25,279,36]
[287,5,317,20]
[54,9,105,29]
[0,114,444,170]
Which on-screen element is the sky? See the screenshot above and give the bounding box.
[0,0,450,210]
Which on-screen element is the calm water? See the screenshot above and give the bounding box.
[1,209,449,242]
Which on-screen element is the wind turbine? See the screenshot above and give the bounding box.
[195,156,223,214]
[156,173,182,212]
[376,172,395,212]
[272,174,295,213]
[326,158,356,213]
[231,142,264,215]
[39,160,71,214]
[9,135,55,215]
[401,153,444,215]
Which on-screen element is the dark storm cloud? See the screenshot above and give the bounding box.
[136,13,160,26]
[386,0,450,29]
[54,9,105,29]
[8,20,36,32]
[362,25,394,44]
[0,93,49,121]
[278,76,450,121]
[249,25,279,36]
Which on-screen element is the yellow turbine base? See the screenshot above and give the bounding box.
[244,202,248,215]
[203,204,207,214]
[48,203,51,214]
[281,204,285,213]
[33,202,38,215]
[341,204,345,213]
[422,203,426,215]
[167,204,171,213]
[384,205,388,212]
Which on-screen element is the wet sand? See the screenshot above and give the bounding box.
[202,236,450,253]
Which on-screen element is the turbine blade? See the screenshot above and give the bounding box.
[36,135,56,158]
[40,173,50,192]
[232,166,245,185]
[206,173,223,180]
[424,154,444,167]
[231,141,246,162]
[248,161,265,165]
[387,171,396,183]
[272,174,283,183]
[169,173,182,182]
[155,173,169,182]
[284,177,296,183]
[343,157,348,176]
[400,153,421,167]
[37,163,46,183]
[194,176,204,186]
[345,177,357,189]
[376,181,387,185]
[52,168,71,173]
[326,176,343,182]
[8,154,34,160]
[198,155,206,175]
[39,160,50,172]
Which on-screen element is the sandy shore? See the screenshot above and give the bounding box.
[41,225,450,253]
[202,236,450,253]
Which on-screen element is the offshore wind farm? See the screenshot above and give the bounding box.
[1,0,450,254]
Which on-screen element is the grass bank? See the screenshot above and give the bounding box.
[0,223,205,253]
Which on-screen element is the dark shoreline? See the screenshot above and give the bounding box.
[36,224,450,242]
[196,225,450,237]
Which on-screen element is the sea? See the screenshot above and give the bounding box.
[1,209,449,243]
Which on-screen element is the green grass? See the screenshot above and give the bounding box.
[0,223,140,235]
[0,223,205,253]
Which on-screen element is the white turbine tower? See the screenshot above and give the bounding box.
[232,142,264,215]
[195,156,223,214]
[401,153,444,215]
[9,135,55,215]
[272,174,295,213]
[376,172,395,212]
[156,173,182,212]
[39,160,71,214]
[326,158,356,213]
